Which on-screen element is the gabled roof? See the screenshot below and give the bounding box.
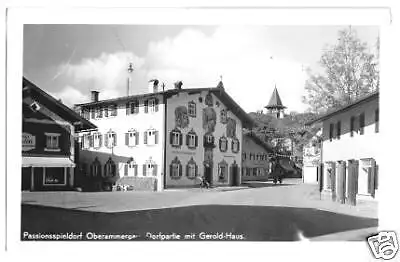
[75,85,254,128]
[306,91,379,125]
[243,131,274,153]
[23,77,97,131]
[265,86,286,109]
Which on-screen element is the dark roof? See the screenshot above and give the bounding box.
[23,77,97,131]
[75,86,254,128]
[306,91,379,125]
[265,86,286,109]
[243,131,274,153]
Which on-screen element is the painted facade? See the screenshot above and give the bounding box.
[241,133,272,182]
[74,82,253,191]
[308,92,379,203]
[22,77,96,191]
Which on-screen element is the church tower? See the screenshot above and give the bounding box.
[265,86,286,119]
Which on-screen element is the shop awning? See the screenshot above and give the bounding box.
[22,157,76,168]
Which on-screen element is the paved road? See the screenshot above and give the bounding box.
[21,179,379,241]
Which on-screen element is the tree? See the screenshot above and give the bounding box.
[303,27,379,114]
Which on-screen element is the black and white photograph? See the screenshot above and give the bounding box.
[4,4,400,262]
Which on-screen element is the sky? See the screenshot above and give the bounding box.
[23,24,379,113]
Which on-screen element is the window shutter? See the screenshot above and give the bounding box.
[237,141,240,153]
[105,134,109,148]
[114,134,117,146]
[170,132,174,145]
[155,98,159,112]
[134,101,139,114]
[143,164,147,176]
[155,131,159,144]
[359,113,365,135]
[186,164,189,177]
[374,164,379,190]
[195,164,198,177]
[114,105,118,116]
[126,103,130,115]
[134,165,138,176]
[179,133,183,146]
[124,164,128,176]
[186,134,190,146]
[179,163,182,177]
[169,164,173,178]
[125,133,129,146]
[89,135,94,147]
[153,164,157,176]
[195,135,198,147]
[144,131,148,144]
[144,100,148,113]
[91,108,95,119]
[99,134,102,147]
[135,132,139,145]
[99,108,103,118]
[104,107,108,117]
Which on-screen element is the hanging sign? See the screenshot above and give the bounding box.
[22,132,36,151]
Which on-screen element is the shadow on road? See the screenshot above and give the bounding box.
[243,182,296,189]
[21,204,378,241]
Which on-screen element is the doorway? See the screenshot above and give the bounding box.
[204,164,213,186]
[230,162,239,186]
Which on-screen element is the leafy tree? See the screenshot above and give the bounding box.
[303,27,379,113]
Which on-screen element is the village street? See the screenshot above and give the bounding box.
[21,179,378,241]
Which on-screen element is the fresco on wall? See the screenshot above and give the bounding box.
[203,107,216,132]
[175,106,189,129]
[226,117,236,138]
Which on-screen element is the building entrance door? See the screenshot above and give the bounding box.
[230,162,239,186]
[204,164,213,186]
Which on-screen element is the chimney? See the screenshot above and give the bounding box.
[91,91,99,102]
[148,79,159,93]
[174,81,183,90]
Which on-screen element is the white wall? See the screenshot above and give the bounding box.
[165,90,243,187]
[78,94,165,191]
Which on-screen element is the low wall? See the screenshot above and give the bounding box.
[117,176,158,191]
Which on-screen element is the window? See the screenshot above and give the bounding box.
[45,133,60,151]
[145,98,159,113]
[257,168,263,176]
[93,132,102,148]
[170,157,182,179]
[142,161,157,177]
[105,131,117,148]
[231,138,240,153]
[359,113,365,135]
[82,134,90,149]
[350,116,355,137]
[131,100,139,114]
[246,167,251,176]
[143,129,158,146]
[110,104,117,116]
[124,159,138,177]
[90,108,95,119]
[204,133,215,147]
[253,168,257,176]
[186,158,197,179]
[170,129,182,147]
[43,167,66,185]
[375,109,379,133]
[95,107,103,118]
[329,123,334,141]
[242,152,247,160]
[220,109,227,124]
[90,157,102,177]
[336,121,341,140]
[104,157,116,177]
[188,102,196,117]
[219,136,228,152]
[126,130,139,147]
[186,130,198,149]
[104,106,109,117]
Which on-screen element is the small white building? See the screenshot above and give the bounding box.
[74,80,253,191]
[307,92,379,204]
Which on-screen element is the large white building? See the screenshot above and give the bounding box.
[307,92,379,204]
[74,80,253,191]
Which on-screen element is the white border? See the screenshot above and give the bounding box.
[4,3,400,262]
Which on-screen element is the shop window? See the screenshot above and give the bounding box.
[90,157,102,177]
[144,129,158,145]
[45,133,60,152]
[219,136,228,152]
[43,167,66,185]
[170,157,182,179]
[188,101,196,117]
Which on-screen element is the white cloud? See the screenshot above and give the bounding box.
[53,26,309,112]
